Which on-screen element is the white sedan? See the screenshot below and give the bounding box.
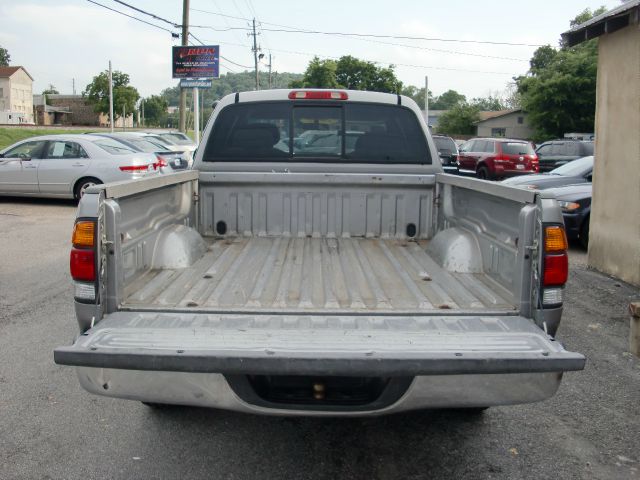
[0,134,173,200]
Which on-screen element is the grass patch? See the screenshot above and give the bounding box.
[0,128,99,150]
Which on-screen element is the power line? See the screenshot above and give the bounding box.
[211,0,250,47]
[189,32,253,69]
[111,0,180,27]
[85,0,175,34]
[189,7,544,47]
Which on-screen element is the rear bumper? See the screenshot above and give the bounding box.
[75,367,565,416]
[55,312,584,414]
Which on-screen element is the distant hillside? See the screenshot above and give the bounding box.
[160,71,303,107]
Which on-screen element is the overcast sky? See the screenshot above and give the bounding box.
[0,0,620,101]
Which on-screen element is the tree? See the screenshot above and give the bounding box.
[290,57,339,88]
[42,84,59,95]
[142,95,168,126]
[0,45,9,67]
[291,55,402,93]
[515,7,605,140]
[83,70,140,120]
[436,104,480,135]
[470,95,506,111]
[430,90,466,110]
[400,86,435,110]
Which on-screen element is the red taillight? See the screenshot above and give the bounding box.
[70,247,95,281]
[543,254,568,286]
[154,155,168,169]
[119,164,150,172]
[288,90,348,100]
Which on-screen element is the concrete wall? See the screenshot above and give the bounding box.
[476,112,533,139]
[588,24,640,286]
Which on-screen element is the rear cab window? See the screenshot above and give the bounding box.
[203,101,431,164]
[92,138,137,155]
[501,142,535,155]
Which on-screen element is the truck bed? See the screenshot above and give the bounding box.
[123,236,515,314]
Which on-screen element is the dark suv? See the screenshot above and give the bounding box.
[432,135,459,173]
[535,140,594,172]
[457,138,538,180]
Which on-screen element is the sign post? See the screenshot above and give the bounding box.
[172,45,219,144]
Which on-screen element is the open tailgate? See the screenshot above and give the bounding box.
[55,312,585,376]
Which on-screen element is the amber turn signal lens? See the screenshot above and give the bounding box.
[72,221,95,248]
[545,226,568,253]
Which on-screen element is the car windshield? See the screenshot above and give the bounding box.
[433,137,457,153]
[92,138,137,155]
[551,156,594,176]
[204,102,430,164]
[161,133,193,145]
[501,142,535,155]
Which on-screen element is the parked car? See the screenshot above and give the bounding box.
[535,140,594,172]
[502,155,593,190]
[0,134,172,200]
[55,88,584,416]
[457,138,538,179]
[546,183,592,248]
[115,132,195,166]
[432,134,459,173]
[90,133,190,170]
[148,131,196,147]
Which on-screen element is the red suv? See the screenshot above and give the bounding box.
[457,138,538,179]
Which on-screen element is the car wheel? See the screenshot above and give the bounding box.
[74,177,102,201]
[579,217,590,249]
[476,166,490,180]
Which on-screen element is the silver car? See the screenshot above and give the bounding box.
[0,134,172,200]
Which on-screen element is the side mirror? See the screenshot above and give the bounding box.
[0,153,4,158]
[20,155,31,161]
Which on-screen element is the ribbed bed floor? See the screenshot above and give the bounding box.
[123,237,515,313]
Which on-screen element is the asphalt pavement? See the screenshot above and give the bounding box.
[0,197,638,480]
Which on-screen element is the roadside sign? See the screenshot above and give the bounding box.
[179,79,213,88]
[172,45,219,79]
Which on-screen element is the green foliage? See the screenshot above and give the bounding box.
[436,104,480,135]
[291,57,339,88]
[400,86,434,110]
[470,95,506,111]
[0,127,97,150]
[42,84,59,95]
[83,70,140,119]
[570,6,607,27]
[0,45,9,67]
[159,70,304,111]
[142,95,168,127]
[430,90,466,110]
[292,55,402,93]
[515,7,605,140]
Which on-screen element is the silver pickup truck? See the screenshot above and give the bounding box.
[55,89,584,416]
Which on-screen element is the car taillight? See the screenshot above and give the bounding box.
[70,220,97,301]
[153,156,168,170]
[541,225,568,307]
[288,90,348,100]
[119,164,150,172]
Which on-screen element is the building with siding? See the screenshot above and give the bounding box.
[0,66,34,124]
[475,109,533,139]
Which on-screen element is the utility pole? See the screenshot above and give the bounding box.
[424,75,429,128]
[141,99,144,128]
[193,87,200,145]
[122,104,125,131]
[268,53,272,89]
[250,18,260,90]
[178,0,189,133]
[72,78,75,95]
[108,60,114,133]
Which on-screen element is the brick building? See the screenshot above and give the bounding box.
[33,94,133,127]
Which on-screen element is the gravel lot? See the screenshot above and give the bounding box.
[0,197,638,480]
